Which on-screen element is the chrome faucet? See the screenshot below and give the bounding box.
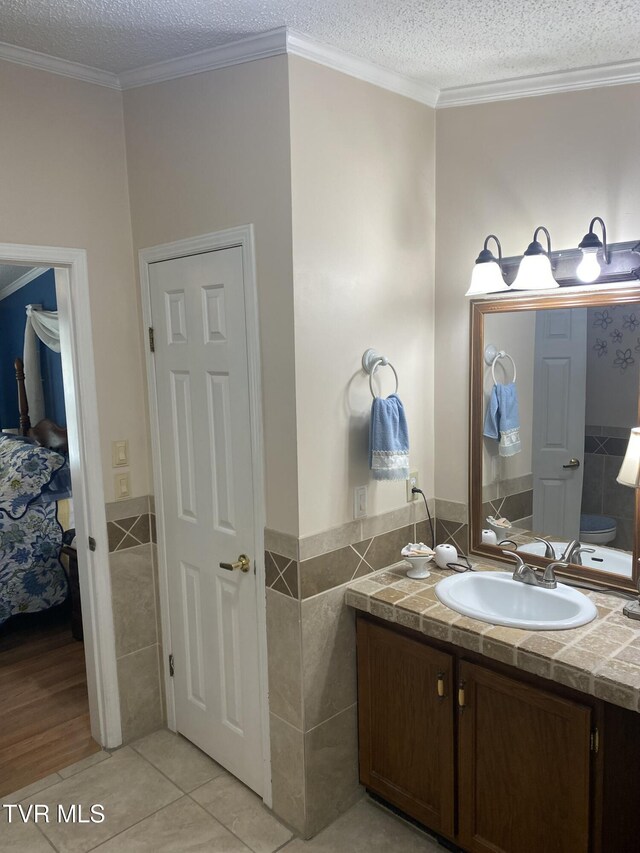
[502,550,566,590]
[561,541,596,566]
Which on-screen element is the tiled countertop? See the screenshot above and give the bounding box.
[345,562,640,714]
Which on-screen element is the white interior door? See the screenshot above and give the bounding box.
[532,308,587,540]
[149,247,263,795]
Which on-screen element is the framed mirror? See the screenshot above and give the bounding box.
[470,286,640,592]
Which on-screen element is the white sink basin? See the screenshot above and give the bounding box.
[435,571,597,630]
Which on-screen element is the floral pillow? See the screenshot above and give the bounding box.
[0,434,66,520]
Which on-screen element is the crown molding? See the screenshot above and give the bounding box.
[118,27,288,90]
[0,266,49,302]
[1,27,640,109]
[0,40,119,89]
[437,57,640,108]
[285,30,439,108]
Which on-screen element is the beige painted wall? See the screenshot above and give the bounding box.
[0,60,147,501]
[289,56,436,537]
[122,56,298,535]
[482,311,535,487]
[435,83,640,505]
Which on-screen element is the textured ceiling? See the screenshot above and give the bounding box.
[0,264,35,291]
[1,0,640,88]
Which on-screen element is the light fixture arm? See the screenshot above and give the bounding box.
[484,234,503,264]
[532,226,552,255]
[587,216,610,265]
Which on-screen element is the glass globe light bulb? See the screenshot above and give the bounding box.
[576,247,601,283]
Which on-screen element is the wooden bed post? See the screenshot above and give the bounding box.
[14,357,31,435]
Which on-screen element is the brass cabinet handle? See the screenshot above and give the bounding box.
[458,680,466,711]
[219,554,251,573]
[437,672,445,698]
[563,458,581,469]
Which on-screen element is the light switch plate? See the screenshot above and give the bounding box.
[114,472,131,500]
[354,485,368,519]
[112,439,129,468]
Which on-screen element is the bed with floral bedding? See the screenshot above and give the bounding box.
[0,434,69,625]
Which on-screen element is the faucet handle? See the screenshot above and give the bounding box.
[534,537,556,560]
[571,546,596,566]
[543,560,569,584]
[502,550,526,569]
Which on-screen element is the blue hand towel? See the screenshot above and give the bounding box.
[369,393,410,480]
[483,382,521,457]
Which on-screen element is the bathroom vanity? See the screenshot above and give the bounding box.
[349,567,640,853]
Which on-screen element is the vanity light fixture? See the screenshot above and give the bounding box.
[511,226,559,290]
[617,427,640,621]
[577,217,610,283]
[466,235,510,295]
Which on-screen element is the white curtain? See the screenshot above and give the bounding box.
[23,304,61,425]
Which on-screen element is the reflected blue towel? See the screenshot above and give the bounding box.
[483,382,521,457]
[369,394,410,480]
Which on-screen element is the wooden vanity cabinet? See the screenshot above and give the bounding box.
[356,614,604,853]
[356,616,455,837]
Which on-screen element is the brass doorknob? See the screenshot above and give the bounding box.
[562,458,581,469]
[219,554,251,573]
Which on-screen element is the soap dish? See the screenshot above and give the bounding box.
[403,554,433,579]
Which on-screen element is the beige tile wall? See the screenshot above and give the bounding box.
[264,501,440,837]
[106,496,164,743]
[106,495,462,835]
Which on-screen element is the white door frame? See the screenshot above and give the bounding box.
[138,225,271,805]
[0,242,122,748]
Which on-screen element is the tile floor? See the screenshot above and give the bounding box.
[0,730,441,852]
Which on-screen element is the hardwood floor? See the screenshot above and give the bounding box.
[0,606,100,797]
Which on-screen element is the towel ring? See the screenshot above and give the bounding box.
[362,348,399,399]
[491,351,517,384]
[369,360,399,399]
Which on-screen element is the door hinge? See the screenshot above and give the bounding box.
[168,654,174,677]
[88,536,97,552]
[590,727,599,754]
[148,326,155,353]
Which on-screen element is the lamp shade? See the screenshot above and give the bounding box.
[466,235,509,296]
[511,253,559,290]
[466,259,510,295]
[617,427,640,488]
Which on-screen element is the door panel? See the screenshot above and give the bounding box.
[150,247,263,795]
[458,660,591,853]
[532,308,587,539]
[357,616,455,838]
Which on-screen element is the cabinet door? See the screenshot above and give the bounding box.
[458,661,592,853]
[356,616,455,837]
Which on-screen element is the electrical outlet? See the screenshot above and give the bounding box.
[354,485,368,519]
[406,471,419,502]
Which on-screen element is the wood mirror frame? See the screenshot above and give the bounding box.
[469,286,640,593]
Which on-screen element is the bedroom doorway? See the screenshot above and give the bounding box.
[0,244,120,796]
[0,264,99,795]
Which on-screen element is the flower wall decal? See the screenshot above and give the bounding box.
[623,313,640,331]
[610,328,623,344]
[593,309,614,329]
[593,338,608,357]
[636,337,640,353]
[613,348,635,371]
